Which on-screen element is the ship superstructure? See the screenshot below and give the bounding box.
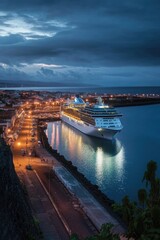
[61,97,123,140]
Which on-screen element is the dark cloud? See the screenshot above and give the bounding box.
[0,65,29,80]
[0,34,25,45]
[0,0,159,86]
[40,67,55,77]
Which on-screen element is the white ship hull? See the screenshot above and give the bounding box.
[61,114,120,140]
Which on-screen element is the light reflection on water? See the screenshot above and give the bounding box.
[95,146,125,187]
[46,104,160,202]
[46,121,126,201]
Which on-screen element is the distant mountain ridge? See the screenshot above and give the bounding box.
[0,80,160,95]
[0,79,94,88]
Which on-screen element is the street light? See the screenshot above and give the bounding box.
[28,151,31,166]
[49,167,53,194]
[26,137,28,155]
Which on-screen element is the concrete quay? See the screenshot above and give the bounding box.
[35,144,126,236]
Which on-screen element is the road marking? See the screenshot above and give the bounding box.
[33,169,72,236]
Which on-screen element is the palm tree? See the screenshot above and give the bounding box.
[143,160,157,186]
[138,188,147,208]
[142,160,159,207]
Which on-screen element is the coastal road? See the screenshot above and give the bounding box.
[33,163,98,238]
[12,113,98,239]
[12,115,69,240]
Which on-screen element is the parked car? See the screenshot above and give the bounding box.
[21,149,26,156]
[26,164,32,170]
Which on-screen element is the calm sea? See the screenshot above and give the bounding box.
[1,86,160,94]
[46,104,160,202]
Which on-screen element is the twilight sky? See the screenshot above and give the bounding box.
[0,0,160,87]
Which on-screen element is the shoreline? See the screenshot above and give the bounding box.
[115,101,160,107]
[113,100,160,108]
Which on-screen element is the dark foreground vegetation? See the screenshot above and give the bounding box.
[113,160,160,240]
[39,126,160,240]
[0,138,42,240]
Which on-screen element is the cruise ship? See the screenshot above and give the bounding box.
[61,97,123,140]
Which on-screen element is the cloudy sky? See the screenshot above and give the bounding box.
[0,0,160,87]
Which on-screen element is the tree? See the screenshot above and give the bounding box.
[113,160,160,239]
[85,223,120,240]
[138,188,147,208]
[142,160,160,207]
[143,160,157,185]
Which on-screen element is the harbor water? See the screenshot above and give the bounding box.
[46,104,160,202]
